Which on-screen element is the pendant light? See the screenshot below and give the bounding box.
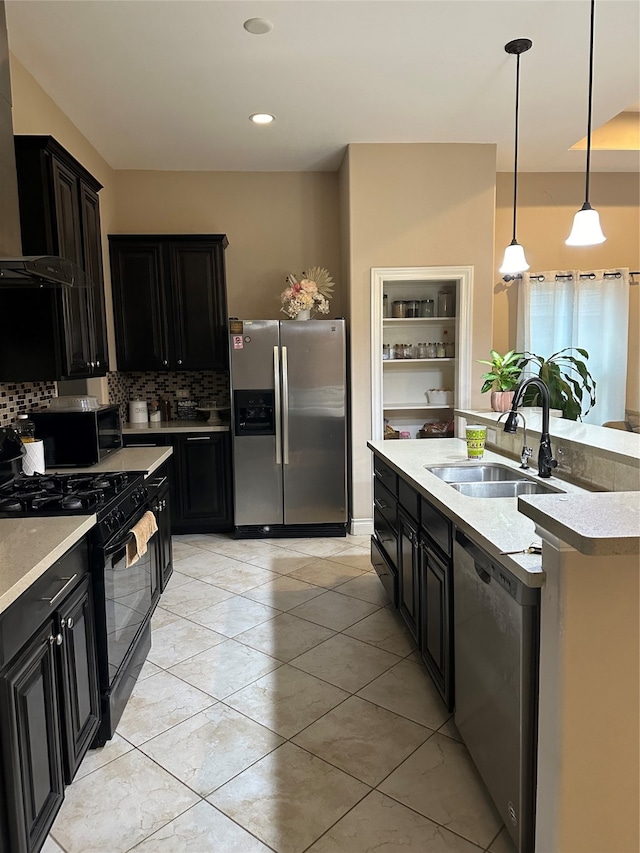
[499,38,533,275]
[566,0,606,246]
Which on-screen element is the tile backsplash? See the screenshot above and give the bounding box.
[0,381,57,429]
[108,371,230,422]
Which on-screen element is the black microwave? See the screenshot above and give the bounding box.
[30,405,123,467]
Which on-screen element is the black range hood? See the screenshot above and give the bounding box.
[0,256,92,288]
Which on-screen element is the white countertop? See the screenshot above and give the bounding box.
[123,421,228,434]
[456,408,640,467]
[519,492,640,556]
[0,515,96,613]
[368,438,595,587]
[50,447,172,477]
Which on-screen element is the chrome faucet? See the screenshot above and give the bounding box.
[503,377,558,478]
[499,410,533,469]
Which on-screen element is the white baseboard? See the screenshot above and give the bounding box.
[349,517,374,536]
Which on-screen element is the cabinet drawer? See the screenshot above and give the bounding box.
[373,456,397,498]
[373,508,398,571]
[370,536,398,607]
[0,539,88,670]
[421,497,452,558]
[399,479,420,524]
[374,479,397,534]
[123,433,170,447]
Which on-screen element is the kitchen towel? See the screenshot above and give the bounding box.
[21,440,46,476]
[126,510,158,568]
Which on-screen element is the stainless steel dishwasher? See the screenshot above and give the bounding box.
[453,530,540,853]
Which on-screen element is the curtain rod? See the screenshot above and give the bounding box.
[503,271,639,284]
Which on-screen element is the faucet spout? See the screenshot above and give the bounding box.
[504,377,558,478]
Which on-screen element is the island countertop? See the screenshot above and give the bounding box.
[368,438,595,587]
[0,515,96,614]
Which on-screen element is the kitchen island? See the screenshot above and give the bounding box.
[369,436,639,853]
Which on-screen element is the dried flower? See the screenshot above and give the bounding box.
[280,267,333,318]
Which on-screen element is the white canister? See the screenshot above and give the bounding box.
[129,399,148,424]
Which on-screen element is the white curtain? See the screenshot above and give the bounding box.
[517,268,630,425]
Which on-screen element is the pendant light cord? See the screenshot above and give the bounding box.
[584,0,595,205]
[512,51,522,242]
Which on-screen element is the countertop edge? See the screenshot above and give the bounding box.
[123,422,229,434]
[0,515,96,614]
[518,494,640,556]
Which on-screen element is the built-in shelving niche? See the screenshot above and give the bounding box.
[370,266,473,440]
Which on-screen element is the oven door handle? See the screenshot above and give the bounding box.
[104,529,135,557]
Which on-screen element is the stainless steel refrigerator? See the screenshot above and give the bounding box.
[229,319,347,536]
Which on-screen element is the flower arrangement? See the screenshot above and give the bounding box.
[281,266,334,319]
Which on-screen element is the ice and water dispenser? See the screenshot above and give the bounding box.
[233,390,275,436]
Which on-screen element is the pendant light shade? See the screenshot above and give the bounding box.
[500,38,533,276]
[566,0,606,246]
[500,240,530,275]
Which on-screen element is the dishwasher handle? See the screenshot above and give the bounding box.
[475,564,492,584]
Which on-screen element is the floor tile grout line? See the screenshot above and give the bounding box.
[372,771,498,852]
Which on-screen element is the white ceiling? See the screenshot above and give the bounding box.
[6,0,640,173]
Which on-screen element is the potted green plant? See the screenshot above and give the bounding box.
[478,349,525,412]
[519,347,597,420]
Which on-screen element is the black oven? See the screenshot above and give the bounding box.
[91,497,159,745]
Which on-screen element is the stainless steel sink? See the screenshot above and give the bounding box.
[425,464,531,483]
[450,480,564,498]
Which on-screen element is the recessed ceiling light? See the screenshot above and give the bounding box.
[250,113,275,125]
[243,18,273,35]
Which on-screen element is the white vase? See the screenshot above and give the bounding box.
[294,309,311,321]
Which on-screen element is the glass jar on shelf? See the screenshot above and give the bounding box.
[383,295,389,318]
[406,299,420,318]
[392,300,407,318]
[436,341,446,358]
[403,342,414,359]
[394,343,404,359]
[438,289,455,317]
[420,299,435,317]
[383,343,390,360]
[418,342,429,359]
[426,342,437,358]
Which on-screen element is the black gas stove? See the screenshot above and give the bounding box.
[0,472,148,542]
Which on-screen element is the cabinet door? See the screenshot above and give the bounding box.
[0,621,64,853]
[397,508,420,641]
[420,541,453,710]
[110,241,169,371]
[167,242,227,370]
[158,488,173,590]
[57,577,100,784]
[79,182,109,373]
[174,433,232,532]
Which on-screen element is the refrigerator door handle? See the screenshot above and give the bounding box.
[273,345,282,465]
[281,345,290,465]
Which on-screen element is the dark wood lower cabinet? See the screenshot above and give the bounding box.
[57,577,101,784]
[123,431,232,534]
[397,507,420,642]
[420,540,454,710]
[174,433,232,532]
[0,620,64,853]
[0,542,99,853]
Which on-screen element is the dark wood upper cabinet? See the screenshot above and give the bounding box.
[109,234,229,372]
[0,135,110,382]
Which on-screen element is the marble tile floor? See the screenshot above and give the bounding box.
[45,533,516,853]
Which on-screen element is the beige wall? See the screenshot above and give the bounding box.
[112,170,342,328]
[494,172,640,412]
[344,143,497,525]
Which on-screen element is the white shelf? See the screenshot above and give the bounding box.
[383,358,455,365]
[383,316,455,323]
[383,403,454,411]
